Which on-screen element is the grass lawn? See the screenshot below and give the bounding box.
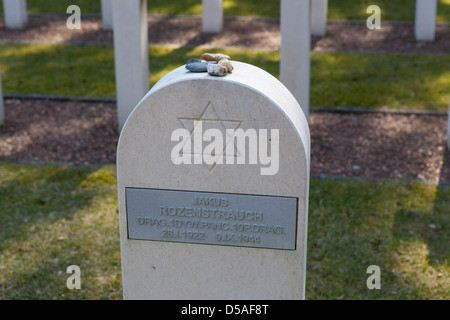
[0,162,121,299]
[0,162,448,299]
[0,43,449,111]
[0,0,449,22]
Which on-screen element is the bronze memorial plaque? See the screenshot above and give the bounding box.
[126,188,298,250]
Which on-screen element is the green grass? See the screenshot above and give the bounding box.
[0,43,449,111]
[0,44,116,98]
[0,162,448,299]
[0,0,449,22]
[310,52,450,111]
[0,162,121,299]
[328,0,450,23]
[307,178,449,299]
[0,0,101,15]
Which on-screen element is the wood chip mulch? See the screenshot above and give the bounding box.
[1,99,449,184]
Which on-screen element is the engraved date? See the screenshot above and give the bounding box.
[215,232,261,244]
[161,229,206,240]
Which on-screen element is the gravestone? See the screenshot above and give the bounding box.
[117,61,310,299]
[3,0,28,29]
[101,0,113,30]
[202,0,223,34]
[311,0,328,37]
[280,0,311,118]
[0,72,4,125]
[112,0,149,129]
[415,0,437,41]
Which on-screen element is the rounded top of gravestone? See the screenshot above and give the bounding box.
[118,61,310,197]
[135,61,309,150]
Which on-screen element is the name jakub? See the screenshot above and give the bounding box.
[192,196,229,207]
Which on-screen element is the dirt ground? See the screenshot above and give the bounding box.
[0,15,449,183]
[1,99,448,183]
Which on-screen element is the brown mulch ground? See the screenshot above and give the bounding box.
[0,14,449,53]
[1,99,449,183]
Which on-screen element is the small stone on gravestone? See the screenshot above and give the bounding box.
[218,59,234,72]
[117,61,310,299]
[207,63,228,76]
[186,53,234,76]
[201,52,231,62]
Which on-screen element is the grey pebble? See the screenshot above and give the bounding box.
[185,62,208,72]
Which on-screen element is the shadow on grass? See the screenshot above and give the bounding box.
[306,178,449,299]
[0,162,122,299]
[393,199,449,266]
[389,171,449,298]
[0,163,98,242]
[0,164,96,299]
[391,123,449,266]
[391,149,449,266]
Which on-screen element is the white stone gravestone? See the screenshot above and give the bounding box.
[112,0,149,130]
[415,0,438,41]
[202,0,223,34]
[280,0,311,119]
[0,72,4,125]
[311,0,328,37]
[117,61,310,299]
[3,0,28,29]
[101,0,113,30]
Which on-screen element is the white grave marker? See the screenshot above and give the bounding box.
[117,61,310,299]
[101,0,113,30]
[3,0,28,29]
[415,0,438,41]
[112,0,149,130]
[202,0,223,34]
[280,0,311,118]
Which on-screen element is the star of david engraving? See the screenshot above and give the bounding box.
[177,101,244,171]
